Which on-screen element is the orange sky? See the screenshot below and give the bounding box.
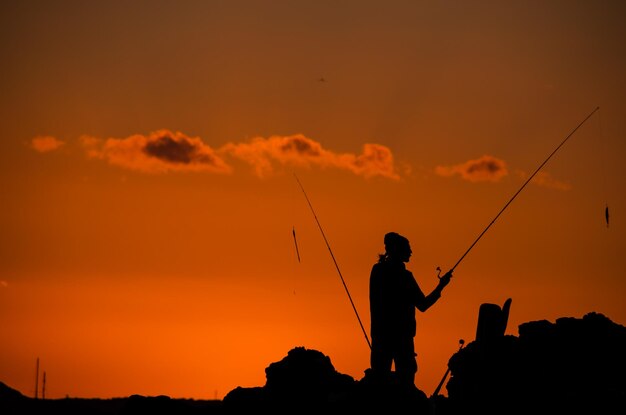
[1,0,625,400]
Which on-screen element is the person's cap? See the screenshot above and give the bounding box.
[384,232,408,251]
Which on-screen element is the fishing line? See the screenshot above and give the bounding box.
[294,173,372,350]
[446,106,600,275]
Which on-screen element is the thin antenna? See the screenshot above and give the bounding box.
[42,371,46,400]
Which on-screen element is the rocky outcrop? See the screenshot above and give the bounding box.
[223,346,355,413]
[223,346,430,414]
[444,312,626,415]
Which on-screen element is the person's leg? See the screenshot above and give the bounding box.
[370,337,393,378]
[394,337,417,387]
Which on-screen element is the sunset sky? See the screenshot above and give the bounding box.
[1,0,625,400]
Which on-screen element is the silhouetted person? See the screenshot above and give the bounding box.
[369,232,452,388]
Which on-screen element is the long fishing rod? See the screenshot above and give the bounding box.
[445,106,600,276]
[294,173,372,350]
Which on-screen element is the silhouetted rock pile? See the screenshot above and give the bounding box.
[443,312,626,415]
[223,346,430,414]
[223,346,355,413]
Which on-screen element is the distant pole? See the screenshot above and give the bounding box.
[42,371,47,400]
[34,357,39,399]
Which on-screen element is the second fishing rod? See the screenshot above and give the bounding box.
[439,106,599,280]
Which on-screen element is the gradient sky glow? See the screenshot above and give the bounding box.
[1,0,625,400]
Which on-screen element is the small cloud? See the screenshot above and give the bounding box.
[435,155,508,182]
[518,170,572,191]
[80,130,232,174]
[347,143,399,179]
[221,134,400,180]
[0,280,8,288]
[31,136,65,153]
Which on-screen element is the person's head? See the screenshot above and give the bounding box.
[383,232,412,262]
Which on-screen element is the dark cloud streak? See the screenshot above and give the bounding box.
[436,155,508,182]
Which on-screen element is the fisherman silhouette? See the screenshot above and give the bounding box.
[369,232,452,388]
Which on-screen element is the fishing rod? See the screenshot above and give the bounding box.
[431,338,465,398]
[294,173,372,350]
[443,106,600,277]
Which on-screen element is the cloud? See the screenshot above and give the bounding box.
[435,155,508,182]
[518,170,572,191]
[221,134,399,179]
[0,280,7,288]
[80,130,232,174]
[31,136,65,153]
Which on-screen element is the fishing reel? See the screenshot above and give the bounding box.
[436,266,454,283]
